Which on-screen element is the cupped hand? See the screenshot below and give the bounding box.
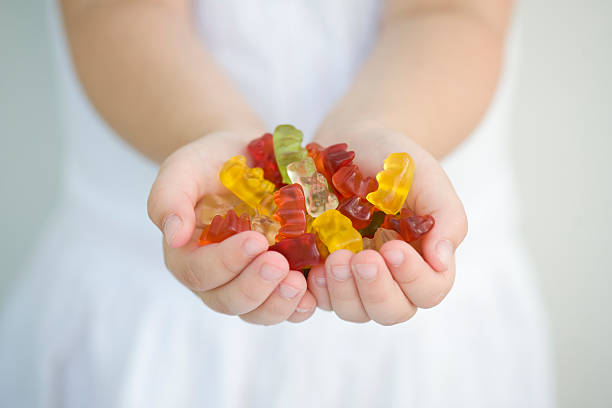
[307,124,468,325]
[147,132,316,325]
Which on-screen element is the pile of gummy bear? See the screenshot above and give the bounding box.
[197,125,434,272]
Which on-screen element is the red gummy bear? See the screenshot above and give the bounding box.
[198,210,251,246]
[269,233,321,270]
[306,142,355,183]
[331,164,378,199]
[272,184,308,242]
[400,213,435,242]
[247,133,284,187]
[382,208,435,242]
[322,143,355,175]
[381,213,401,232]
[337,196,375,230]
[305,142,324,171]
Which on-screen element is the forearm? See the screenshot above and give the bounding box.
[317,2,512,159]
[61,0,264,163]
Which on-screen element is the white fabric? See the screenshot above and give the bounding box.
[0,1,554,407]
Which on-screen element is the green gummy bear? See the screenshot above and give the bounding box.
[273,124,308,184]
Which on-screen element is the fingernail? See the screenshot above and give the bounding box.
[353,264,377,281]
[330,265,351,281]
[296,306,313,313]
[260,263,284,281]
[243,238,267,257]
[279,284,300,299]
[382,250,404,267]
[163,214,182,246]
[315,273,327,288]
[436,240,454,271]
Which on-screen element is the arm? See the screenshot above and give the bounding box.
[317,0,514,158]
[62,0,315,325]
[308,0,512,324]
[60,0,264,163]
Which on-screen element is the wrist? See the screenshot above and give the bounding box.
[203,117,267,145]
[315,117,393,145]
[314,116,421,154]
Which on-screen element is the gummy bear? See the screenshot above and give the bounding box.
[305,142,323,156]
[306,142,355,183]
[366,152,415,214]
[272,184,308,242]
[331,164,378,198]
[311,209,363,253]
[362,228,401,251]
[219,155,276,209]
[247,132,284,187]
[256,194,277,217]
[195,193,254,226]
[372,228,402,250]
[269,233,321,270]
[273,125,308,184]
[358,211,386,238]
[198,210,251,246]
[314,233,330,260]
[362,237,374,250]
[286,157,339,217]
[305,142,325,174]
[336,196,375,230]
[400,213,435,242]
[306,215,315,233]
[251,215,281,245]
[382,208,435,242]
[381,212,401,232]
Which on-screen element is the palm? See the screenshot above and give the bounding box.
[148,131,317,325]
[301,126,468,324]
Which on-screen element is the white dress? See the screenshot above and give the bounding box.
[0,1,554,407]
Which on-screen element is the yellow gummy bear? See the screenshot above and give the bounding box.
[219,155,275,209]
[196,193,255,225]
[256,194,277,217]
[311,209,363,253]
[366,152,415,215]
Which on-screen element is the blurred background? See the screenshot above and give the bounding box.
[0,1,610,407]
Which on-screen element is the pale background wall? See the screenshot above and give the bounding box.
[0,1,610,406]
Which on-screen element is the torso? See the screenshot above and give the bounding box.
[0,2,553,407]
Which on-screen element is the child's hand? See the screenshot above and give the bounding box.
[306,124,468,325]
[147,132,317,325]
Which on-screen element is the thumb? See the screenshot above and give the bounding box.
[409,156,468,272]
[147,154,202,248]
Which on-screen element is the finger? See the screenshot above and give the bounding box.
[200,251,290,315]
[287,290,317,323]
[325,250,369,323]
[164,231,269,292]
[307,264,332,311]
[408,154,468,272]
[148,146,211,248]
[379,239,455,308]
[239,270,307,325]
[314,129,467,273]
[350,250,417,325]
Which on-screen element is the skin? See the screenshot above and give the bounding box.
[147,132,317,324]
[307,127,466,324]
[61,0,512,325]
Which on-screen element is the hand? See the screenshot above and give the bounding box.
[306,124,468,325]
[147,132,317,325]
